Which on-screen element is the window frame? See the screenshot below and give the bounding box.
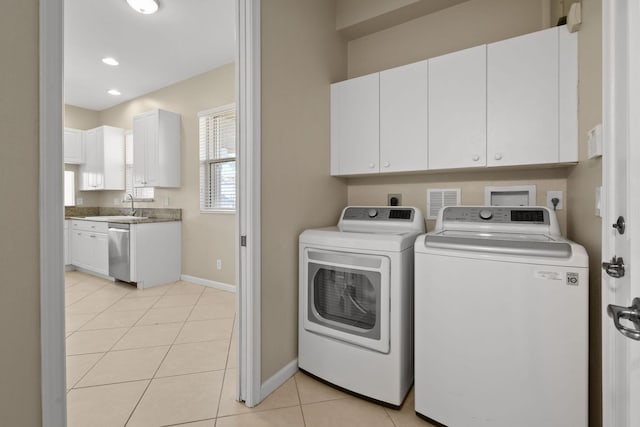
[199,103,237,213]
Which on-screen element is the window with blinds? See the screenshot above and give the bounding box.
[199,104,236,212]
[124,131,154,201]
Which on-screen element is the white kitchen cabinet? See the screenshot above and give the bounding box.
[487,26,577,167]
[64,128,84,164]
[429,45,487,170]
[380,60,428,173]
[133,109,181,188]
[70,221,108,276]
[130,222,181,288]
[78,126,125,191]
[331,73,380,175]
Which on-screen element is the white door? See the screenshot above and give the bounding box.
[602,1,640,426]
[379,60,428,173]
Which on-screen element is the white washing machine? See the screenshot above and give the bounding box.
[414,206,588,427]
[299,206,425,407]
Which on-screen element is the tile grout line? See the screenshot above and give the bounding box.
[124,283,208,427]
[214,312,236,421]
[293,374,308,427]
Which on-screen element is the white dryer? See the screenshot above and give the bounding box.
[414,206,588,427]
[299,206,425,407]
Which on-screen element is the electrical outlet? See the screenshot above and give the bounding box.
[388,193,402,206]
[546,191,564,210]
[163,196,170,207]
[76,197,83,206]
[216,259,222,270]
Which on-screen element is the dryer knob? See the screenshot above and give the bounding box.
[479,209,493,220]
[368,209,378,218]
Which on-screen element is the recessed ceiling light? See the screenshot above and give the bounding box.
[126,0,158,14]
[107,89,122,96]
[101,57,119,66]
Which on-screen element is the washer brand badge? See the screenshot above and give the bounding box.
[535,271,562,281]
[566,272,579,286]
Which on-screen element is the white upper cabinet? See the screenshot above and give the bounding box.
[79,126,125,191]
[133,109,181,188]
[429,45,487,170]
[64,128,84,164]
[380,60,428,173]
[331,73,379,175]
[487,26,576,167]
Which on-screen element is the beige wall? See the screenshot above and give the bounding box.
[566,0,603,425]
[65,65,237,285]
[349,168,570,234]
[260,0,348,381]
[347,0,547,78]
[0,0,42,425]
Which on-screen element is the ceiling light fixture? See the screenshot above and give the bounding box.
[107,89,122,96]
[101,57,119,66]
[126,0,158,15]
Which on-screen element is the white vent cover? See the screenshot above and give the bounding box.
[427,188,461,220]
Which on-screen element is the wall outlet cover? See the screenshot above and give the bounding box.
[76,197,83,206]
[216,259,222,270]
[546,190,564,210]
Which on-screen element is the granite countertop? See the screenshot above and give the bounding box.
[67,216,180,224]
[65,207,181,224]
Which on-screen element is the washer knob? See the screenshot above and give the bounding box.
[368,209,378,218]
[479,209,493,220]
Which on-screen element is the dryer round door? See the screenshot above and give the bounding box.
[302,248,390,354]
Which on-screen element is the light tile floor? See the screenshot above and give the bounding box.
[65,271,434,427]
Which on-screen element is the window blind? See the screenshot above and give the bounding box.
[199,105,236,211]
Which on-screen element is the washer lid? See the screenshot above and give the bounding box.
[300,227,421,252]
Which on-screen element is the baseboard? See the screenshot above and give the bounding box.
[180,274,236,293]
[260,359,298,401]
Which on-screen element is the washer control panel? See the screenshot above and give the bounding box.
[343,207,414,221]
[443,207,549,225]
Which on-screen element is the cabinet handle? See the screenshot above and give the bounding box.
[494,153,503,161]
[472,155,480,162]
[383,161,390,168]
[368,163,375,169]
[90,235,96,238]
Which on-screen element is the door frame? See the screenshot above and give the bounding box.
[38,0,263,424]
[601,0,639,425]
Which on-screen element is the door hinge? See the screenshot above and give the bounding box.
[602,255,625,278]
[240,235,247,247]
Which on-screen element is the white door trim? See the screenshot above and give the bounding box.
[236,0,262,407]
[39,0,66,426]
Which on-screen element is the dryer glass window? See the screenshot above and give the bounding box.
[313,268,377,330]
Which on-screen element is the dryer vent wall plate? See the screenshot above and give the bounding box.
[484,185,536,207]
[426,189,460,220]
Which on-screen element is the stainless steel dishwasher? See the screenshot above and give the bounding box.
[108,223,131,282]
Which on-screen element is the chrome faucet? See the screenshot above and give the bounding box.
[126,193,136,216]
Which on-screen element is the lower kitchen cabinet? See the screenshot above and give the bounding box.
[68,219,181,287]
[70,221,109,276]
[130,222,181,288]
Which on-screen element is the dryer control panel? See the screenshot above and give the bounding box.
[339,206,425,234]
[343,207,414,221]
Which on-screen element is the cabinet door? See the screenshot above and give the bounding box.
[89,233,109,275]
[64,128,84,164]
[487,27,559,167]
[64,221,69,266]
[380,60,428,173]
[143,112,160,186]
[331,73,379,175]
[132,114,149,187]
[429,46,487,170]
[70,230,88,268]
[79,129,98,190]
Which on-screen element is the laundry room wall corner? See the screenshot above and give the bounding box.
[565,1,603,426]
[259,0,348,384]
